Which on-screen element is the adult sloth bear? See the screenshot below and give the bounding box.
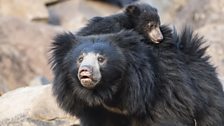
[50,26,224,126]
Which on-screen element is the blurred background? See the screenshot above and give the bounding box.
[0,0,223,125]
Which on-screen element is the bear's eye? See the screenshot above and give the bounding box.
[78,56,83,63]
[148,23,153,29]
[97,56,105,63]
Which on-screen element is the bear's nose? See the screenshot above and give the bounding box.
[79,65,93,74]
[78,66,94,79]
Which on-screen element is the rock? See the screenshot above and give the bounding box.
[0,85,80,126]
[29,76,50,86]
[0,77,8,96]
[140,0,190,24]
[196,23,224,77]
[42,0,59,5]
[141,0,224,29]
[47,0,119,30]
[0,16,62,93]
[0,0,49,22]
[174,0,224,29]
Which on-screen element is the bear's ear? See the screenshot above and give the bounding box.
[49,32,79,70]
[50,32,78,67]
[52,32,78,53]
[125,5,140,17]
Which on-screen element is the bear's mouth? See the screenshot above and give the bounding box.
[80,75,93,84]
[148,27,163,44]
[79,72,96,89]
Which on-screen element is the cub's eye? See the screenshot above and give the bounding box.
[148,23,153,28]
[97,56,105,63]
[78,56,83,63]
[148,22,156,29]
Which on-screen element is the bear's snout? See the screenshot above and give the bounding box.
[78,66,93,88]
[78,65,101,89]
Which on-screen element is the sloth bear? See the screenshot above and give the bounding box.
[50,26,224,126]
[77,3,163,44]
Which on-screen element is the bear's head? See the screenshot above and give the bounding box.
[125,3,163,43]
[50,31,156,116]
[65,36,126,90]
[50,31,147,106]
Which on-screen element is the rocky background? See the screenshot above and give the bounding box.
[0,0,223,125]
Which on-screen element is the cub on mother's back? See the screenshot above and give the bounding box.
[77,3,163,44]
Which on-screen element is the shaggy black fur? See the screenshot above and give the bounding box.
[50,25,224,126]
[77,3,161,43]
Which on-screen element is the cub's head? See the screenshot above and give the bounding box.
[50,32,140,106]
[125,3,163,43]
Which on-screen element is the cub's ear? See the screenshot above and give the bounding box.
[125,5,140,16]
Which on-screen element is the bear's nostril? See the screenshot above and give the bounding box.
[79,69,88,73]
[79,66,93,73]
